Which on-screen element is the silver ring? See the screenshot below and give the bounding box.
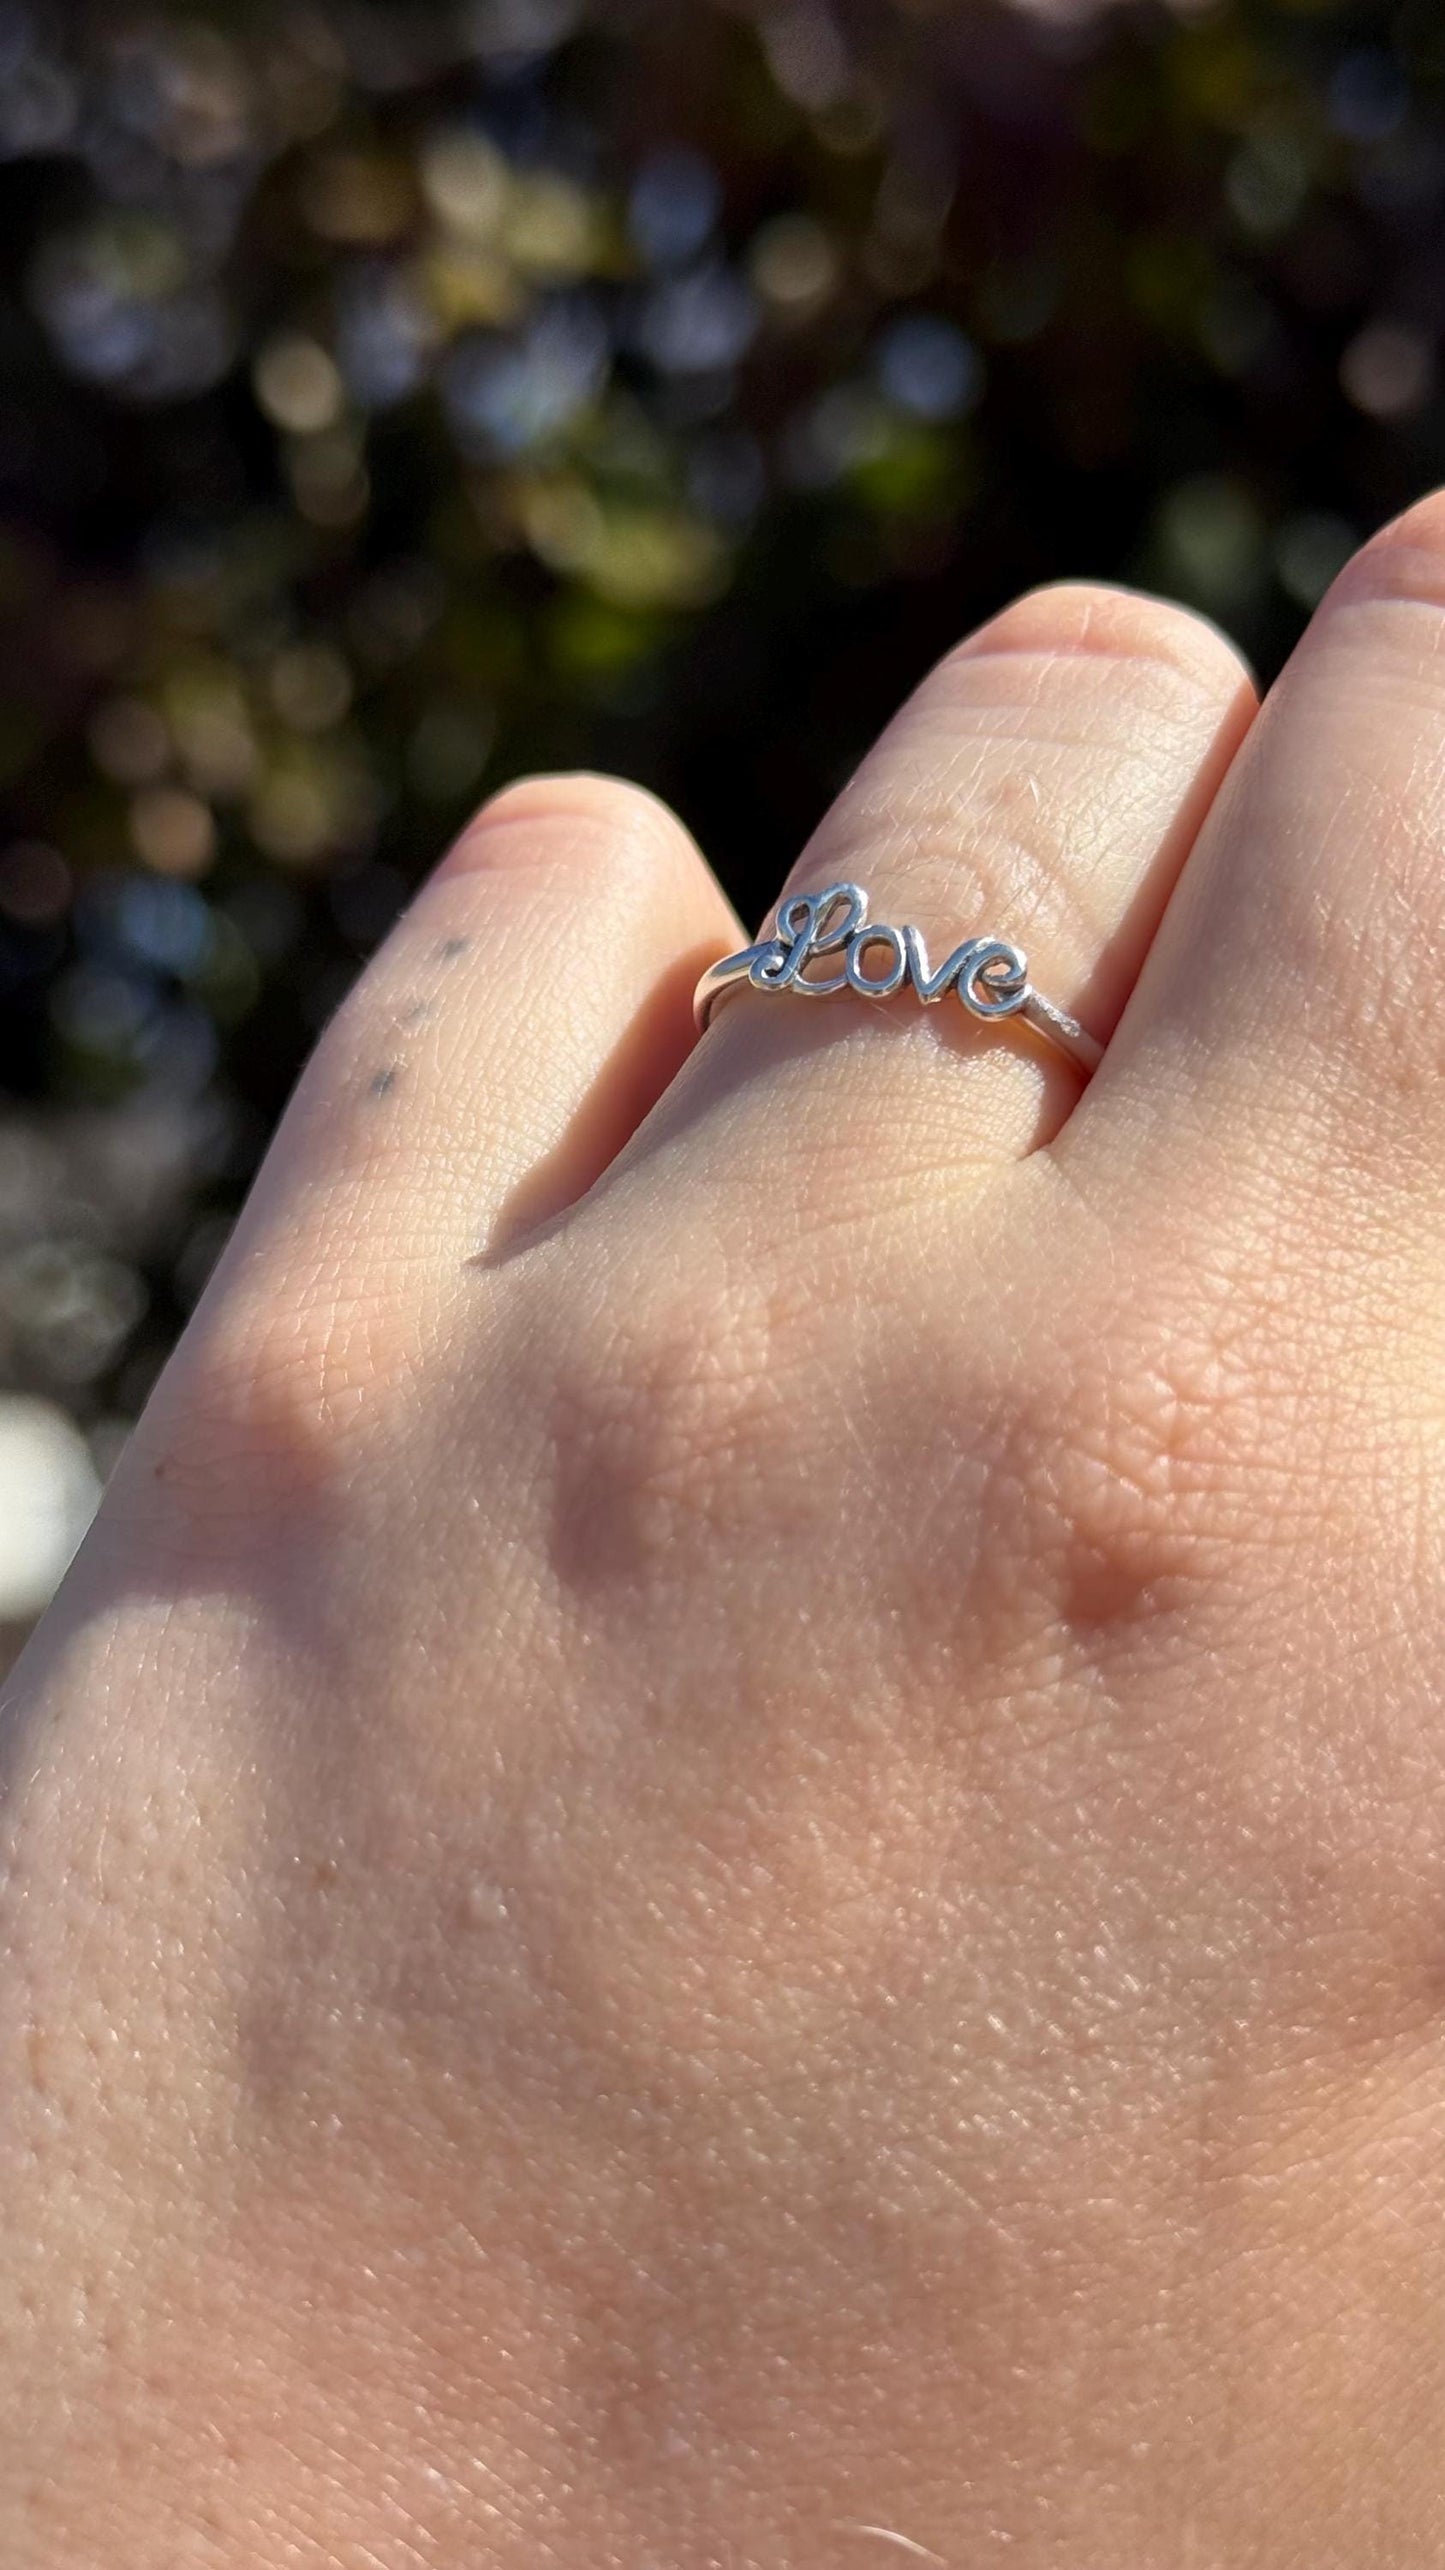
[694,882,1103,1079]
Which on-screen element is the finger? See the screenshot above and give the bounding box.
[220,773,741,1284]
[1064,491,1445,1218]
[659,584,1256,1201]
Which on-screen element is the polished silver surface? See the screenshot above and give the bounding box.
[694,883,1103,1078]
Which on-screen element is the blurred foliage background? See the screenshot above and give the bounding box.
[0,0,1441,1640]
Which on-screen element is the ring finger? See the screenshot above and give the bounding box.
[655,582,1256,1205]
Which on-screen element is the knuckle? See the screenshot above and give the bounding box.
[978,1258,1323,1647]
[135,1266,400,1548]
[984,1230,1435,1663]
[990,1323,1246,1630]
[953,578,1253,702]
[1328,487,1445,619]
[541,1248,825,1590]
[448,770,692,895]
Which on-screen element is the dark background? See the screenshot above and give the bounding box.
[0,0,1440,1624]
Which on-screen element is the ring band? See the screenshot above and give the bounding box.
[694,882,1103,1079]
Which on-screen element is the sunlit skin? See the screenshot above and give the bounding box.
[10,498,1445,2565]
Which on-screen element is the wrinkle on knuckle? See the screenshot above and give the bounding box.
[813,764,1104,974]
[447,771,691,897]
[806,594,1240,970]
[1326,492,1445,624]
[951,578,1251,702]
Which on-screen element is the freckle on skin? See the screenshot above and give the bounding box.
[369,1067,399,1099]
[399,999,433,1025]
[438,936,471,959]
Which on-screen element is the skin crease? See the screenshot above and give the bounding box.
[10,501,1445,2567]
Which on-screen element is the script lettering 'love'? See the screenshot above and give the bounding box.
[751,884,1029,1021]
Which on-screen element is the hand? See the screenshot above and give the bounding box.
[5,500,1444,2567]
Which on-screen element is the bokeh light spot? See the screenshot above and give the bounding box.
[130,787,217,879]
[1340,320,1435,421]
[255,333,346,435]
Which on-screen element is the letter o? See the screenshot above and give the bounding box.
[846,923,907,997]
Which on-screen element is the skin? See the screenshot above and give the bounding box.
[6,493,1445,2567]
